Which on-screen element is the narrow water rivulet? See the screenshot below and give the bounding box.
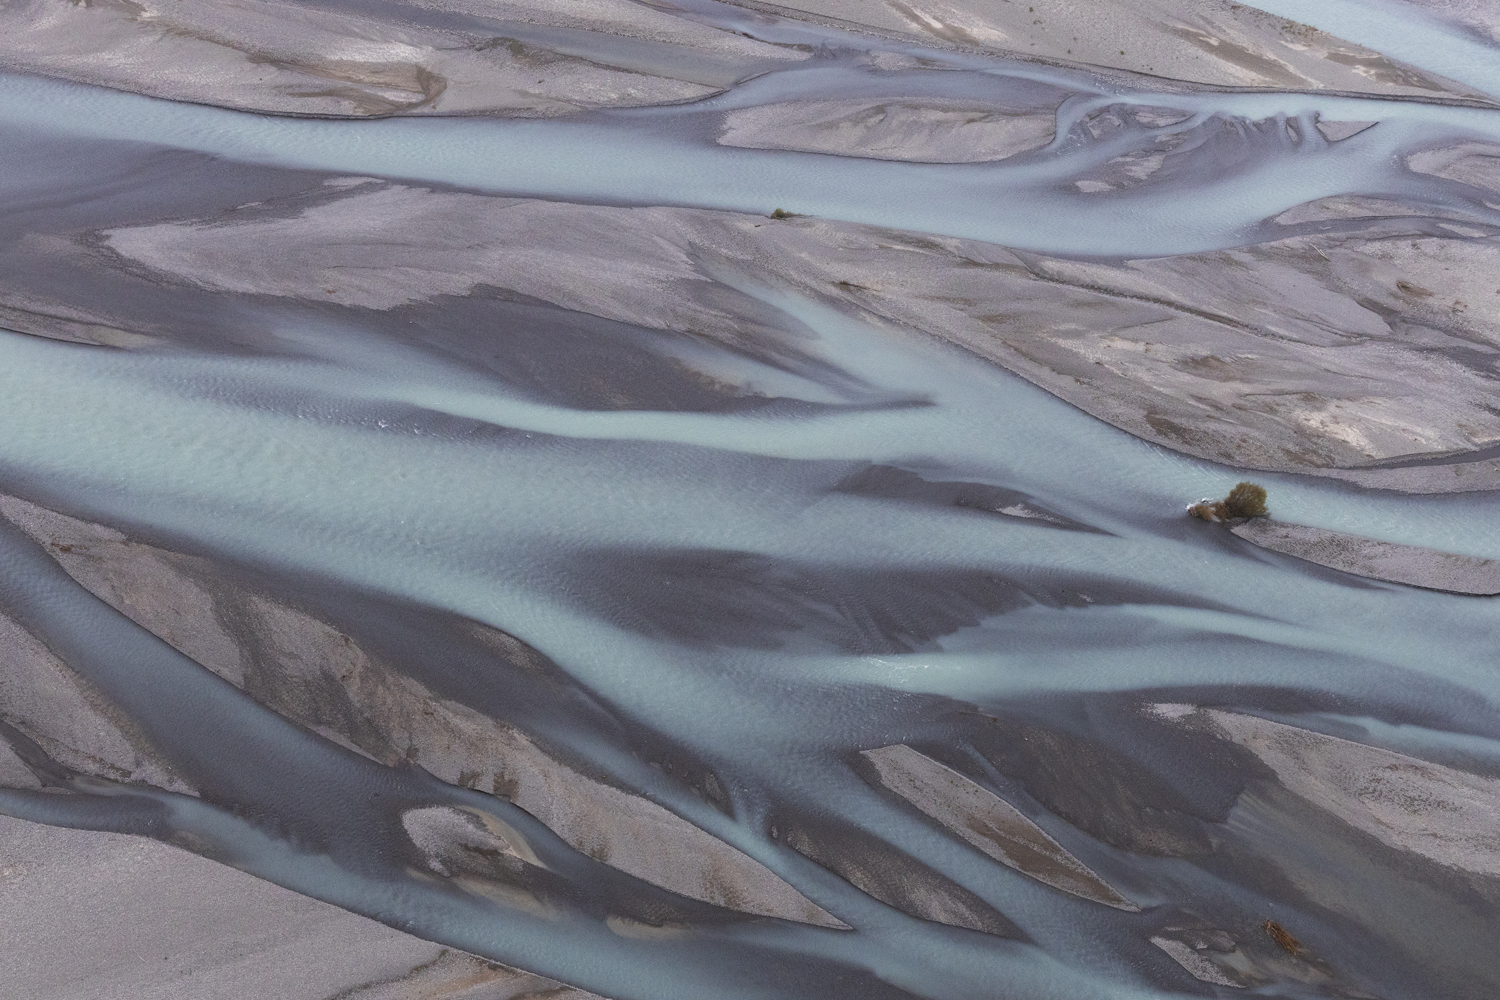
[2,1,1500,998]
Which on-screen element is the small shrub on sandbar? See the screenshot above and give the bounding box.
[1188,482,1268,521]
[1223,482,1268,518]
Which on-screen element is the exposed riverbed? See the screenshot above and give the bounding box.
[2,2,1499,999]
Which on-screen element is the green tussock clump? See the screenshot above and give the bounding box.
[1188,482,1269,521]
[1223,482,1268,518]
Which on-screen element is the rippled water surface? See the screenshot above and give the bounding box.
[2,1,1500,998]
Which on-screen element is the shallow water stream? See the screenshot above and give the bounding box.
[2,2,1500,998]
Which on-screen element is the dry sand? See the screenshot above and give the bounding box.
[862,744,1137,909]
[0,492,845,929]
[87,176,1500,489]
[726,0,1491,102]
[718,97,1060,163]
[0,0,804,118]
[0,813,603,999]
[1231,518,1500,595]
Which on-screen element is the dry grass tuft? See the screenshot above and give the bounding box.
[1188,482,1268,521]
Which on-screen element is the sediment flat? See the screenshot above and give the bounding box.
[726,0,1492,102]
[862,744,1138,910]
[0,492,846,929]
[3,4,1500,999]
[0,813,602,1000]
[1232,518,1500,594]
[83,171,1500,490]
[0,0,805,117]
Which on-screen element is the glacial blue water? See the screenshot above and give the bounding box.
[1240,0,1500,99]
[4,65,1500,256]
[1,3,1499,999]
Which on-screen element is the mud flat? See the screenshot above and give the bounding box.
[860,744,1137,909]
[0,607,194,794]
[82,169,1500,490]
[0,813,602,1000]
[1232,518,1500,595]
[1143,704,1500,992]
[1407,0,1500,44]
[0,0,805,117]
[726,0,1491,102]
[717,95,1062,163]
[2,0,1488,120]
[4,2,1500,490]
[0,492,844,929]
[3,2,1500,997]
[0,491,1096,947]
[1153,705,1500,877]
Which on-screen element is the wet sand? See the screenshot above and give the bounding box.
[1232,518,1500,594]
[1,2,1499,999]
[43,169,1500,488]
[0,813,603,1000]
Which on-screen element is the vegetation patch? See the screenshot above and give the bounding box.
[1188,481,1268,521]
